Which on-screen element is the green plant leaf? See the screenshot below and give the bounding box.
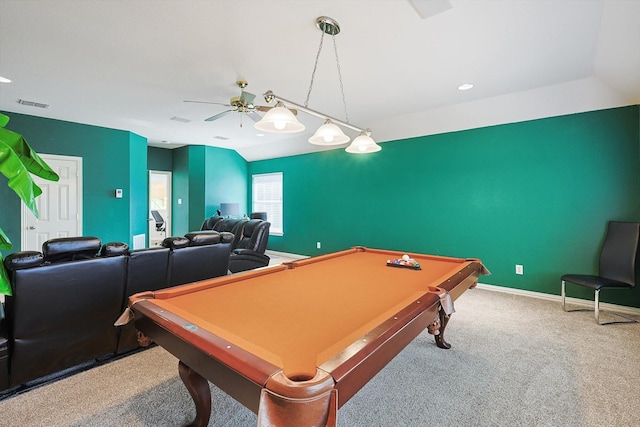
[0,226,11,251]
[0,256,12,296]
[0,126,59,181]
[0,113,57,296]
[0,138,44,217]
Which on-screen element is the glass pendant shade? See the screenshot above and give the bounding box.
[345,132,381,154]
[254,103,305,133]
[308,120,351,145]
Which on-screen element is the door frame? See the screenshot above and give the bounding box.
[21,153,83,251]
[148,170,172,246]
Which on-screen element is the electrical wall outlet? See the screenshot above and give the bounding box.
[317,241,321,249]
[515,264,524,275]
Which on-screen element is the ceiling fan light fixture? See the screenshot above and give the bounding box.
[345,132,381,154]
[254,102,305,133]
[308,120,350,145]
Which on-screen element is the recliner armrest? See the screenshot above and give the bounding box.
[232,249,270,260]
[228,250,270,273]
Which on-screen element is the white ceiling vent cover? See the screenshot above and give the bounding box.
[18,99,50,108]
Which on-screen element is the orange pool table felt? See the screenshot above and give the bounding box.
[128,247,488,427]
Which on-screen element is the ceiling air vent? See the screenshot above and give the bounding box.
[18,99,50,108]
[170,116,190,123]
[213,136,229,140]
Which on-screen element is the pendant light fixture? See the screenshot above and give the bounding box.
[254,102,305,133]
[345,131,382,154]
[308,119,350,145]
[254,16,381,154]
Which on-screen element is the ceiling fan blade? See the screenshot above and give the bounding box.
[204,110,234,122]
[240,91,256,105]
[247,112,262,123]
[184,100,231,107]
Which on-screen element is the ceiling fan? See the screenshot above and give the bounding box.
[184,80,294,126]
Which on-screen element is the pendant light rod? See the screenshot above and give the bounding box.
[262,90,370,135]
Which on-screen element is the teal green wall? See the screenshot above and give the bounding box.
[170,145,248,235]
[148,146,173,171]
[172,146,191,236]
[187,146,206,232]
[205,146,248,218]
[0,111,147,248]
[249,106,640,307]
[3,106,639,308]
[129,133,148,241]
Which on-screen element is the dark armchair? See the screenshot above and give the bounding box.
[561,221,640,324]
[228,219,271,273]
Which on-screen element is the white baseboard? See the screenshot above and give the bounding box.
[265,250,308,261]
[475,282,640,317]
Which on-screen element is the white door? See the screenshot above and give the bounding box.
[148,170,171,247]
[21,154,83,251]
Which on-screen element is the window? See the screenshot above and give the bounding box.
[252,172,283,235]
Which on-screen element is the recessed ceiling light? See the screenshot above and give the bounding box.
[458,83,474,91]
[256,133,265,137]
[0,76,11,83]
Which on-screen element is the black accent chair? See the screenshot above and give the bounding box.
[228,219,271,273]
[561,221,640,324]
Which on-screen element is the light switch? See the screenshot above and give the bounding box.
[115,189,123,198]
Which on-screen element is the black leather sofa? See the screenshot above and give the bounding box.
[0,231,233,393]
[201,216,271,273]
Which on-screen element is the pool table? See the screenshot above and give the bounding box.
[126,247,488,427]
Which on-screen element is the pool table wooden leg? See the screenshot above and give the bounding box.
[434,306,452,349]
[178,361,212,427]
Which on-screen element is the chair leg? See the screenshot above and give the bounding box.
[563,281,637,325]
[594,289,600,325]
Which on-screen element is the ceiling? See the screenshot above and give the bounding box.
[1,0,639,162]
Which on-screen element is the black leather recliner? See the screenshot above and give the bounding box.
[162,231,234,286]
[3,237,127,388]
[200,215,224,231]
[199,216,272,273]
[212,218,246,248]
[0,231,234,392]
[228,219,271,273]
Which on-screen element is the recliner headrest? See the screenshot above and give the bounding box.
[242,219,262,236]
[42,237,102,263]
[185,231,221,246]
[4,251,44,271]
[219,232,234,244]
[161,236,190,249]
[100,241,129,257]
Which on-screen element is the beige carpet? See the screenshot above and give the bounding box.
[1,287,639,426]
